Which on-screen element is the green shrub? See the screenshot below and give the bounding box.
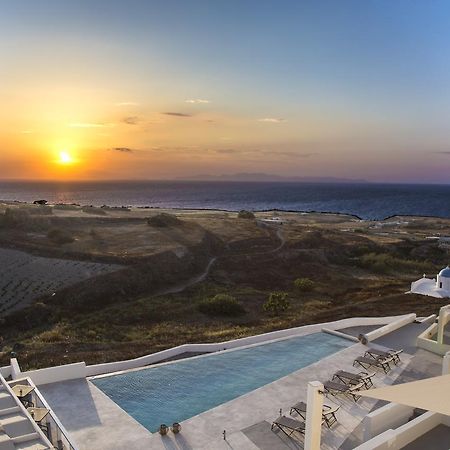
[294,278,315,292]
[263,291,290,315]
[198,294,245,316]
[38,327,66,343]
[147,213,182,227]
[237,210,255,219]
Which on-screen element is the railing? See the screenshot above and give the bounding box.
[8,378,79,450]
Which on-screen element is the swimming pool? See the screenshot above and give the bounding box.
[92,332,350,432]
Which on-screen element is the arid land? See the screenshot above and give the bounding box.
[0,201,448,370]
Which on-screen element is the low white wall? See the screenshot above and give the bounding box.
[363,313,416,343]
[362,403,414,441]
[417,321,450,356]
[86,314,410,377]
[355,412,443,450]
[10,358,21,380]
[7,314,412,383]
[385,412,443,449]
[416,314,437,323]
[18,362,87,386]
[322,328,359,342]
[0,365,12,379]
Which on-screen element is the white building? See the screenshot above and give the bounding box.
[410,266,450,298]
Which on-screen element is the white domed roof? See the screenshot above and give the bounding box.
[438,267,450,278]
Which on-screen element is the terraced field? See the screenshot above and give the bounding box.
[0,248,122,316]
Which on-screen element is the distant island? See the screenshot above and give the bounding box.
[177,172,369,183]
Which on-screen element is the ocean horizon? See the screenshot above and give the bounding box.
[1,180,450,221]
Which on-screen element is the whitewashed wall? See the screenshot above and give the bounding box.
[13,361,86,386]
[354,412,444,450]
[10,314,414,383]
[362,313,416,342]
[362,403,414,441]
[86,314,412,377]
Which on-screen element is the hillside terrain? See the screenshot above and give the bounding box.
[0,201,449,369]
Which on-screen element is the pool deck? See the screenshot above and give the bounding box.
[37,326,432,450]
[39,377,154,450]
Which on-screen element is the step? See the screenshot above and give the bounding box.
[0,393,16,411]
[0,414,35,439]
[0,433,15,450]
[0,408,20,418]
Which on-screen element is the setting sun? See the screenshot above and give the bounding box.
[58,151,74,165]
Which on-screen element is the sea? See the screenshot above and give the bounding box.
[0,180,450,220]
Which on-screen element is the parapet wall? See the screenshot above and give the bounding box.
[417,304,450,356]
[362,313,417,343]
[86,314,415,378]
[10,313,415,384]
[355,412,446,450]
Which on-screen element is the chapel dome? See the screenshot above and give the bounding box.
[438,267,450,278]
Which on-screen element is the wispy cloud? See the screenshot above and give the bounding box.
[434,151,450,155]
[215,148,239,154]
[108,147,134,153]
[214,148,317,159]
[258,118,285,123]
[259,150,318,158]
[20,130,34,134]
[115,102,139,106]
[68,122,113,128]
[185,99,210,104]
[122,116,140,125]
[162,112,192,117]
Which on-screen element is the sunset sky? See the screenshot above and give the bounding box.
[2,0,450,182]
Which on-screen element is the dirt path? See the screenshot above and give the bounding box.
[272,226,286,253]
[155,222,285,297]
[154,256,218,296]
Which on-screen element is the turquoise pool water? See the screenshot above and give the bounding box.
[92,332,350,432]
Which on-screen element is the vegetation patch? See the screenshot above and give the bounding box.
[197,294,245,316]
[294,277,315,292]
[237,210,255,219]
[0,208,50,231]
[263,291,290,315]
[357,252,431,274]
[147,213,182,227]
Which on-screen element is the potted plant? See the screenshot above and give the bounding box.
[159,424,169,435]
[171,422,181,433]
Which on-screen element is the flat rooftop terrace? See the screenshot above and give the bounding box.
[36,319,445,450]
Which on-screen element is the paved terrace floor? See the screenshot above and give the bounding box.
[340,320,443,449]
[39,338,419,450]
